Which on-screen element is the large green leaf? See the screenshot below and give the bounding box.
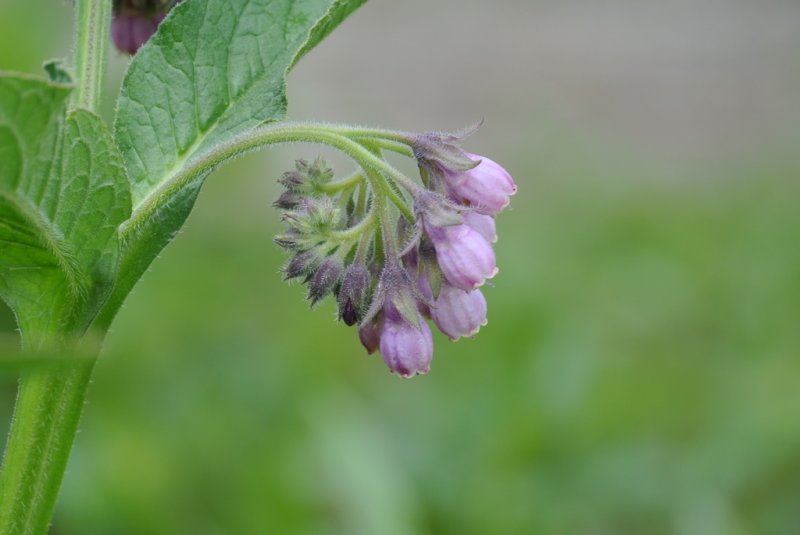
[0,74,131,341]
[115,0,367,204]
[103,0,367,324]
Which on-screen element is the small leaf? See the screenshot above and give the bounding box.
[42,60,72,84]
[0,74,131,339]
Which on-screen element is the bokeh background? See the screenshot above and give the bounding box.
[2,1,800,533]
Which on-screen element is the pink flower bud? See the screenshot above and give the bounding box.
[431,283,487,341]
[379,306,433,378]
[462,212,497,243]
[446,154,516,215]
[424,222,498,291]
[359,319,381,355]
[338,262,370,326]
[415,271,433,319]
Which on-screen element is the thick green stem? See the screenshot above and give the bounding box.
[0,362,96,535]
[71,0,111,111]
[0,0,110,533]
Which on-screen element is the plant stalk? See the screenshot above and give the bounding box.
[0,362,96,534]
[72,0,111,111]
[0,0,110,532]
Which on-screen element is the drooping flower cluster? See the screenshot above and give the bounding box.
[273,128,515,377]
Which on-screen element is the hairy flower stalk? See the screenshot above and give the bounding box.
[273,126,516,377]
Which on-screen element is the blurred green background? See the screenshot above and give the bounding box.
[2,1,800,533]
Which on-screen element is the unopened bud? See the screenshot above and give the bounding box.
[273,190,302,209]
[279,170,304,190]
[431,283,487,341]
[111,1,179,55]
[358,318,382,355]
[424,221,497,291]
[283,250,321,280]
[445,153,516,215]
[379,304,433,378]
[308,257,343,305]
[462,211,497,243]
[273,230,301,250]
[337,263,370,325]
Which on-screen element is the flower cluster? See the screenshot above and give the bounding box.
[273,128,515,377]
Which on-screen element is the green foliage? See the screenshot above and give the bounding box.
[105,0,368,326]
[116,0,362,202]
[0,1,367,533]
[0,0,369,339]
[0,75,130,340]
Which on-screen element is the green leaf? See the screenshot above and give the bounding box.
[0,74,131,340]
[115,0,367,204]
[102,0,367,326]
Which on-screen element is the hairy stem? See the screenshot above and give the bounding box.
[72,0,111,111]
[0,361,96,535]
[0,0,110,533]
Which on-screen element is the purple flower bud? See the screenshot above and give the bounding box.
[273,190,302,209]
[273,230,301,250]
[445,154,516,215]
[338,263,370,326]
[111,12,162,55]
[308,257,343,305]
[279,170,304,190]
[358,318,381,355]
[431,283,487,341]
[283,249,321,280]
[462,212,497,243]
[401,247,435,318]
[415,271,433,319]
[379,305,433,378]
[424,222,498,291]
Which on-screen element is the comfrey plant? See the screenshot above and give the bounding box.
[273,130,515,377]
[0,0,514,532]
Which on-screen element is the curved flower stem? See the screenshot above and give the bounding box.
[356,138,414,157]
[0,1,110,533]
[370,172,399,258]
[377,179,414,222]
[354,180,368,217]
[315,170,364,193]
[120,124,419,241]
[324,125,412,145]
